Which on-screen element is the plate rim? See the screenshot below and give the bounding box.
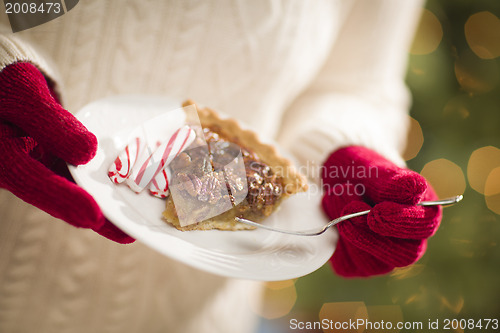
[68,95,336,281]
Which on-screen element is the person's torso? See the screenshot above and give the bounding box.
[17,0,347,137]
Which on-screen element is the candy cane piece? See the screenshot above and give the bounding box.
[126,125,195,193]
[149,167,171,198]
[108,137,143,184]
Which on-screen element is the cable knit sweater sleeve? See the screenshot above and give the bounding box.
[278,0,423,174]
[0,27,61,93]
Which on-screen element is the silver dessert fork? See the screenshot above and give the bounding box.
[235,195,463,236]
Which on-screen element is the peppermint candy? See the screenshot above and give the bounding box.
[108,125,195,197]
[108,137,142,184]
[149,167,172,198]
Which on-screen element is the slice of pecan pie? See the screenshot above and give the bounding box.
[162,100,308,231]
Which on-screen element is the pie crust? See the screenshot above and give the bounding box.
[162,100,308,231]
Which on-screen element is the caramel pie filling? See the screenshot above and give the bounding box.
[163,125,284,229]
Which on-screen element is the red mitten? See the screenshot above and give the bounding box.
[321,146,442,277]
[0,62,134,244]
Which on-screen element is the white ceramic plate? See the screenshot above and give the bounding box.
[68,95,337,281]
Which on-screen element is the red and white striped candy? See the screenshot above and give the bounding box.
[126,125,195,193]
[149,167,171,198]
[108,137,143,184]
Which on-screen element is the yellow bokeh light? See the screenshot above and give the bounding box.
[467,146,500,194]
[485,167,500,215]
[455,50,499,94]
[319,302,368,333]
[420,159,466,198]
[265,279,295,290]
[410,9,443,55]
[485,194,500,215]
[465,11,500,59]
[403,116,424,161]
[484,167,500,196]
[249,282,297,319]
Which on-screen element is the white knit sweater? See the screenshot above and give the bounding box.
[0,1,422,332]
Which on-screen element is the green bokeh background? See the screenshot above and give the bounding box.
[263,1,500,331]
